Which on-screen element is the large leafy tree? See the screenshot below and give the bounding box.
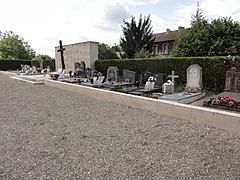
[0,31,35,60]
[120,15,155,58]
[208,17,240,56]
[98,43,119,60]
[172,8,240,57]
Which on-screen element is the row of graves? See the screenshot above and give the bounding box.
[13,62,53,84]
[18,64,51,75]
[52,60,207,104]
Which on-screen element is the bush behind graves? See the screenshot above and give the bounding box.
[0,59,55,71]
[95,56,234,92]
[31,60,55,71]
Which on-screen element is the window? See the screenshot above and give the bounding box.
[162,43,169,54]
[153,45,158,54]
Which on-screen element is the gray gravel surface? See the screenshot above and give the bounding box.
[0,75,240,180]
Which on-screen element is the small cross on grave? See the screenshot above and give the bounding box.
[57,40,65,70]
[167,70,179,92]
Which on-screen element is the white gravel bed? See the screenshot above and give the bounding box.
[0,75,240,179]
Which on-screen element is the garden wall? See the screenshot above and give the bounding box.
[95,57,233,92]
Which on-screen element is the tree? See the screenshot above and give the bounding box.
[172,7,240,57]
[120,15,155,58]
[33,54,54,61]
[208,17,240,56]
[0,31,35,60]
[98,43,119,60]
[172,7,211,56]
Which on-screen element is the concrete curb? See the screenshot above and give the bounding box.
[45,79,240,136]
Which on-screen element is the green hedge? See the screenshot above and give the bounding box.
[0,60,55,71]
[31,60,55,71]
[0,60,31,71]
[95,57,232,92]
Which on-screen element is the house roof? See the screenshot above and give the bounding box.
[154,29,181,43]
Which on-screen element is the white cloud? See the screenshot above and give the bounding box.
[121,0,161,5]
[173,0,240,29]
[0,0,239,58]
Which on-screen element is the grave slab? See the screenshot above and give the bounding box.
[159,92,206,104]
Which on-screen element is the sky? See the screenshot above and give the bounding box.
[0,0,240,58]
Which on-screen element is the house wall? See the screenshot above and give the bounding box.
[55,41,98,72]
[154,40,175,55]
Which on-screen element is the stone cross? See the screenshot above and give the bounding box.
[167,70,179,92]
[57,40,65,70]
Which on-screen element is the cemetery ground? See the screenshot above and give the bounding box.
[0,75,240,179]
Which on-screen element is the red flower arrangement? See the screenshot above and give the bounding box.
[210,96,240,108]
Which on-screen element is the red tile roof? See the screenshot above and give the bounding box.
[154,30,180,43]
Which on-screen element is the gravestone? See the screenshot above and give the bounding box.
[107,66,119,82]
[154,73,164,89]
[225,67,240,92]
[141,71,151,85]
[159,65,205,104]
[167,71,179,92]
[122,69,136,83]
[39,59,43,70]
[186,64,202,93]
[85,68,92,77]
[74,61,86,77]
[74,62,80,72]
[32,66,37,74]
[47,66,51,73]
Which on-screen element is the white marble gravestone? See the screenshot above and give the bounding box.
[186,64,202,92]
[107,66,119,82]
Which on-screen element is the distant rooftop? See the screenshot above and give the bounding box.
[154,26,185,43]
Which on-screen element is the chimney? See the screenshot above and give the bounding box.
[166,28,171,33]
[178,26,185,31]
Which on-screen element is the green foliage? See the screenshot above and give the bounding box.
[208,17,240,56]
[98,43,119,60]
[95,56,231,92]
[120,15,155,58]
[134,50,154,58]
[0,31,35,60]
[111,44,121,52]
[0,59,55,71]
[31,60,55,71]
[173,9,240,57]
[33,54,54,61]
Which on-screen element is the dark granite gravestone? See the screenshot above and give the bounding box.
[140,71,151,85]
[154,73,164,89]
[85,68,92,78]
[75,61,86,77]
[225,67,240,92]
[107,66,119,82]
[122,69,136,83]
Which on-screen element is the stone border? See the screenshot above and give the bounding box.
[10,77,44,85]
[45,79,240,136]
[0,71,16,76]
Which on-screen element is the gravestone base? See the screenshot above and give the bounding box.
[159,92,205,104]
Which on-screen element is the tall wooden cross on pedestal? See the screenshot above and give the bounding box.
[167,70,179,92]
[57,40,65,70]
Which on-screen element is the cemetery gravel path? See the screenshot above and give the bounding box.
[0,75,240,180]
